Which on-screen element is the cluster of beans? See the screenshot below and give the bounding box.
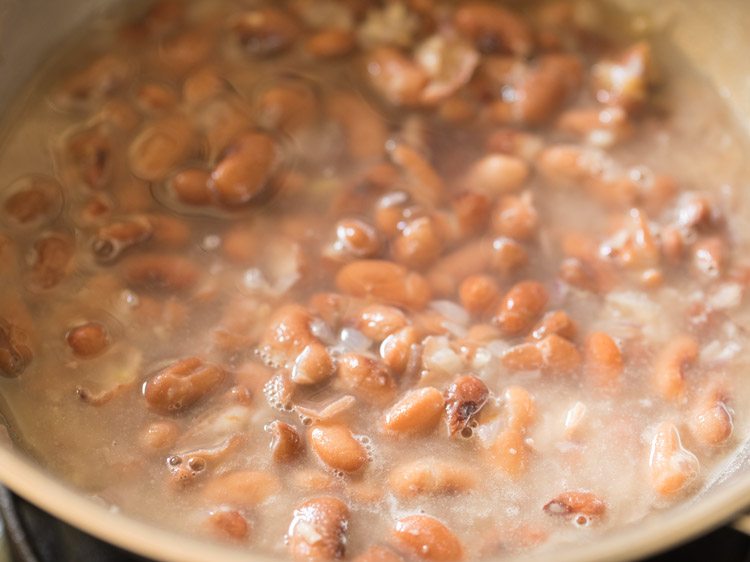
[0,0,744,560]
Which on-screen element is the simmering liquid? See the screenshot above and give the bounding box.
[1,1,749,560]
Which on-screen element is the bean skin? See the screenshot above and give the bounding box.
[310,424,368,472]
[391,515,463,562]
[143,357,224,414]
[444,375,489,436]
[383,387,444,436]
[288,497,349,562]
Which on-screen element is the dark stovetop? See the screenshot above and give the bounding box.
[0,489,748,562]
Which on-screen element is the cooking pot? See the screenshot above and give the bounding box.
[0,1,749,561]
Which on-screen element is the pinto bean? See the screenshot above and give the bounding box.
[230,9,300,56]
[135,82,178,114]
[653,335,698,402]
[494,281,548,336]
[122,254,199,292]
[458,275,500,315]
[444,375,489,436]
[392,217,444,269]
[310,423,368,472]
[357,305,408,341]
[543,491,606,523]
[292,343,336,385]
[91,216,153,262]
[391,515,463,562]
[129,115,194,182]
[427,239,492,297]
[583,332,622,388]
[268,420,304,463]
[29,233,75,290]
[383,387,444,435]
[306,29,356,59]
[206,510,250,541]
[380,326,420,375]
[454,2,532,56]
[204,470,281,506]
[501,342,542,372]
[66,322,110,358]
[259,305,315,367]
[327,218,381,261]
[465,154,529,196]
[690,388,734,447]
[366,47,429,107]
[336,353,397,406]
[55,54,131,109]
[62,124,115,190]
[209,131,278,207]
[326,91,388,160]
[503,386,536,431]
[336,260,431,310]
[143,357,224,414]
[490,237,528,276]
[168,169,213,206]
[288,497,349,562]
[538,334,581,375]
[0,318,33,378]
[139,420,179,451]
[489,427,530,478]
[159,27,214,73]
[530,310,577,342]
[692,236,727,278]
[648,422,699,496]
[2,175,62,226]
[257,80,318,133]
[491,192,538,241]
[592,42,655,112]
[389,458,477,498]
[389,143,445,207]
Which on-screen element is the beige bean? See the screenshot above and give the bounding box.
[653,335,698,402]
[583,332,623,388]
[288,497,349,562]
[488,427,530,479]
[543,491,606,523]
[336,353,397,406]
[357,305,408,341]
[29,233,75,290]
[490,237,528,276]
[143,357,224,414]
[529,310,577,342]
[491,192,538,241]
[494,281,548,335]
[139,420,179,451]
[538,334,582,375]
[309,424,368,472]
[458,275,500,316]
[648,422,699,496]
[389,458,477,498]
[503,386,536,431]
[380,326,420,375]
[427,239,492,297]
[336,260,431,310]
[501,342,542,372]
[206,510,250,542]
[391,515,463,562]
[129,115,194,182]
[292,343,336,386]
[444,375,489,436]
[204,470,281,506]
[383,387,444,435]
[465,154,529,196]
[65,322,110,358]
[392,217,444,269]
[268,420,304,463]
[366,47,429,107]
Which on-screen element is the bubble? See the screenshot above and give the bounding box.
[359,436,371,445]
[573,514,591,528]
[167,455,182,466]
[301,416,312,426]
[460,426,473,439]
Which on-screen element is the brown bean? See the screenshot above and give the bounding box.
[65,322,109,358]
[129,115,194,182]
[310,424,368,472]
[391,515,463,562]
[336,353,397,406]
[168,169,213,206]
[557,106,632,147]
[206,510,250,541]
[326,91,388,160]
[383,387,444,436]
[491,192,538,241]
[259,305,315,367]
[380,326,420,375]
[458,275,500,316]
[139,420,179,451]
[543,491,606,523]
[454,2,532,56]
[357,305,408,341]
[122,254,200,292]
[159,27,214,73]
[465,154,529,196]
[183,66,226,106]
[392,217,443,269]
[61,123,116,190]
[2,175,61,226]
[530,310,577,342]
[268,420,304,463]
[328,218,381,261]
[490,237,528,276]
[336,260,431,310]
[91,216,153,262]
[427,239,492,297]
[292,343,336,385]
[204,470,281,506]
[135,82,178,114]
[29,233,75,290]
[230,9,300,56]
[444,375,489,436]
[306,29,356,59]
[503,386,535,431]
[450,191,491,242]
[653,335,698,402]
[143,357,224,414]
[648,422,699,496]
[592,42,654,111]
[494,281,548,335]
[55,54,131,109]
[489,427,530,478]
[538,334,581,375]
[367,47,429,107]
[288,497,349,562]
[257,80,318,133]
[501,342,542,372]
[583,332,622,388]
[389,458,477,498]
[692,236,727,278]
[0,318,33,378]
[690,387,733,447]
[209,131,278,207]
[389,143,445,207]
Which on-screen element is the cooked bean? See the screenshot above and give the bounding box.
[230,9,300,56]
[489,427,530,478]
[383,387,444,435]
[530,310,577,342]
[129,115,194,182]
[306,29,356,59]
[91,216,153,262]
[183,66,226,106]
[29,233,75,290]
[135,82,178,114]
[139,420,179,451]
[357,305,408,341]
[428,239,492,297]
[204,470,281,506]
[310,424,368,472]
[209,131,278,207]
[0,318,33,378]
[168,169,213,206]
[538,334,582,375]
[503,386,536,431]
[122,253,199,292]
[380,326,420,375]
[2,175,62,226]
[592,42,654,111]
[366,47,429,108]
[491,192,538,241]
[391,515,463,562]
[454,2,532,56]
[450,191,491,242]
[55,54,131,109]
[690,390,733,447]
[292,343,336,385]
[159,27,214,73]
[268,420,304,463]
[336,353,397,406]
[648,422,699,496]
[206,510,250,541]
[259,305,315,367]
[465,154,529,196]
[501,342,542,372]
[328,218,381,261]
[444,375,488,436]
[543,491,606,522]
[66,322,109,358]
[653,335,698,402]
[143,357,224,414]
[326,91,388,160]
[494,281,548,335]
[389,143,444,207]
[257,80,318,133]
[583,332,622,388]
[490,237,528,276]
[692,236,727,278]
[389,458,477,498]
[458,275,500,316]
[288,496,349,562]
[336,260,431,310]
[392,217,443,269]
